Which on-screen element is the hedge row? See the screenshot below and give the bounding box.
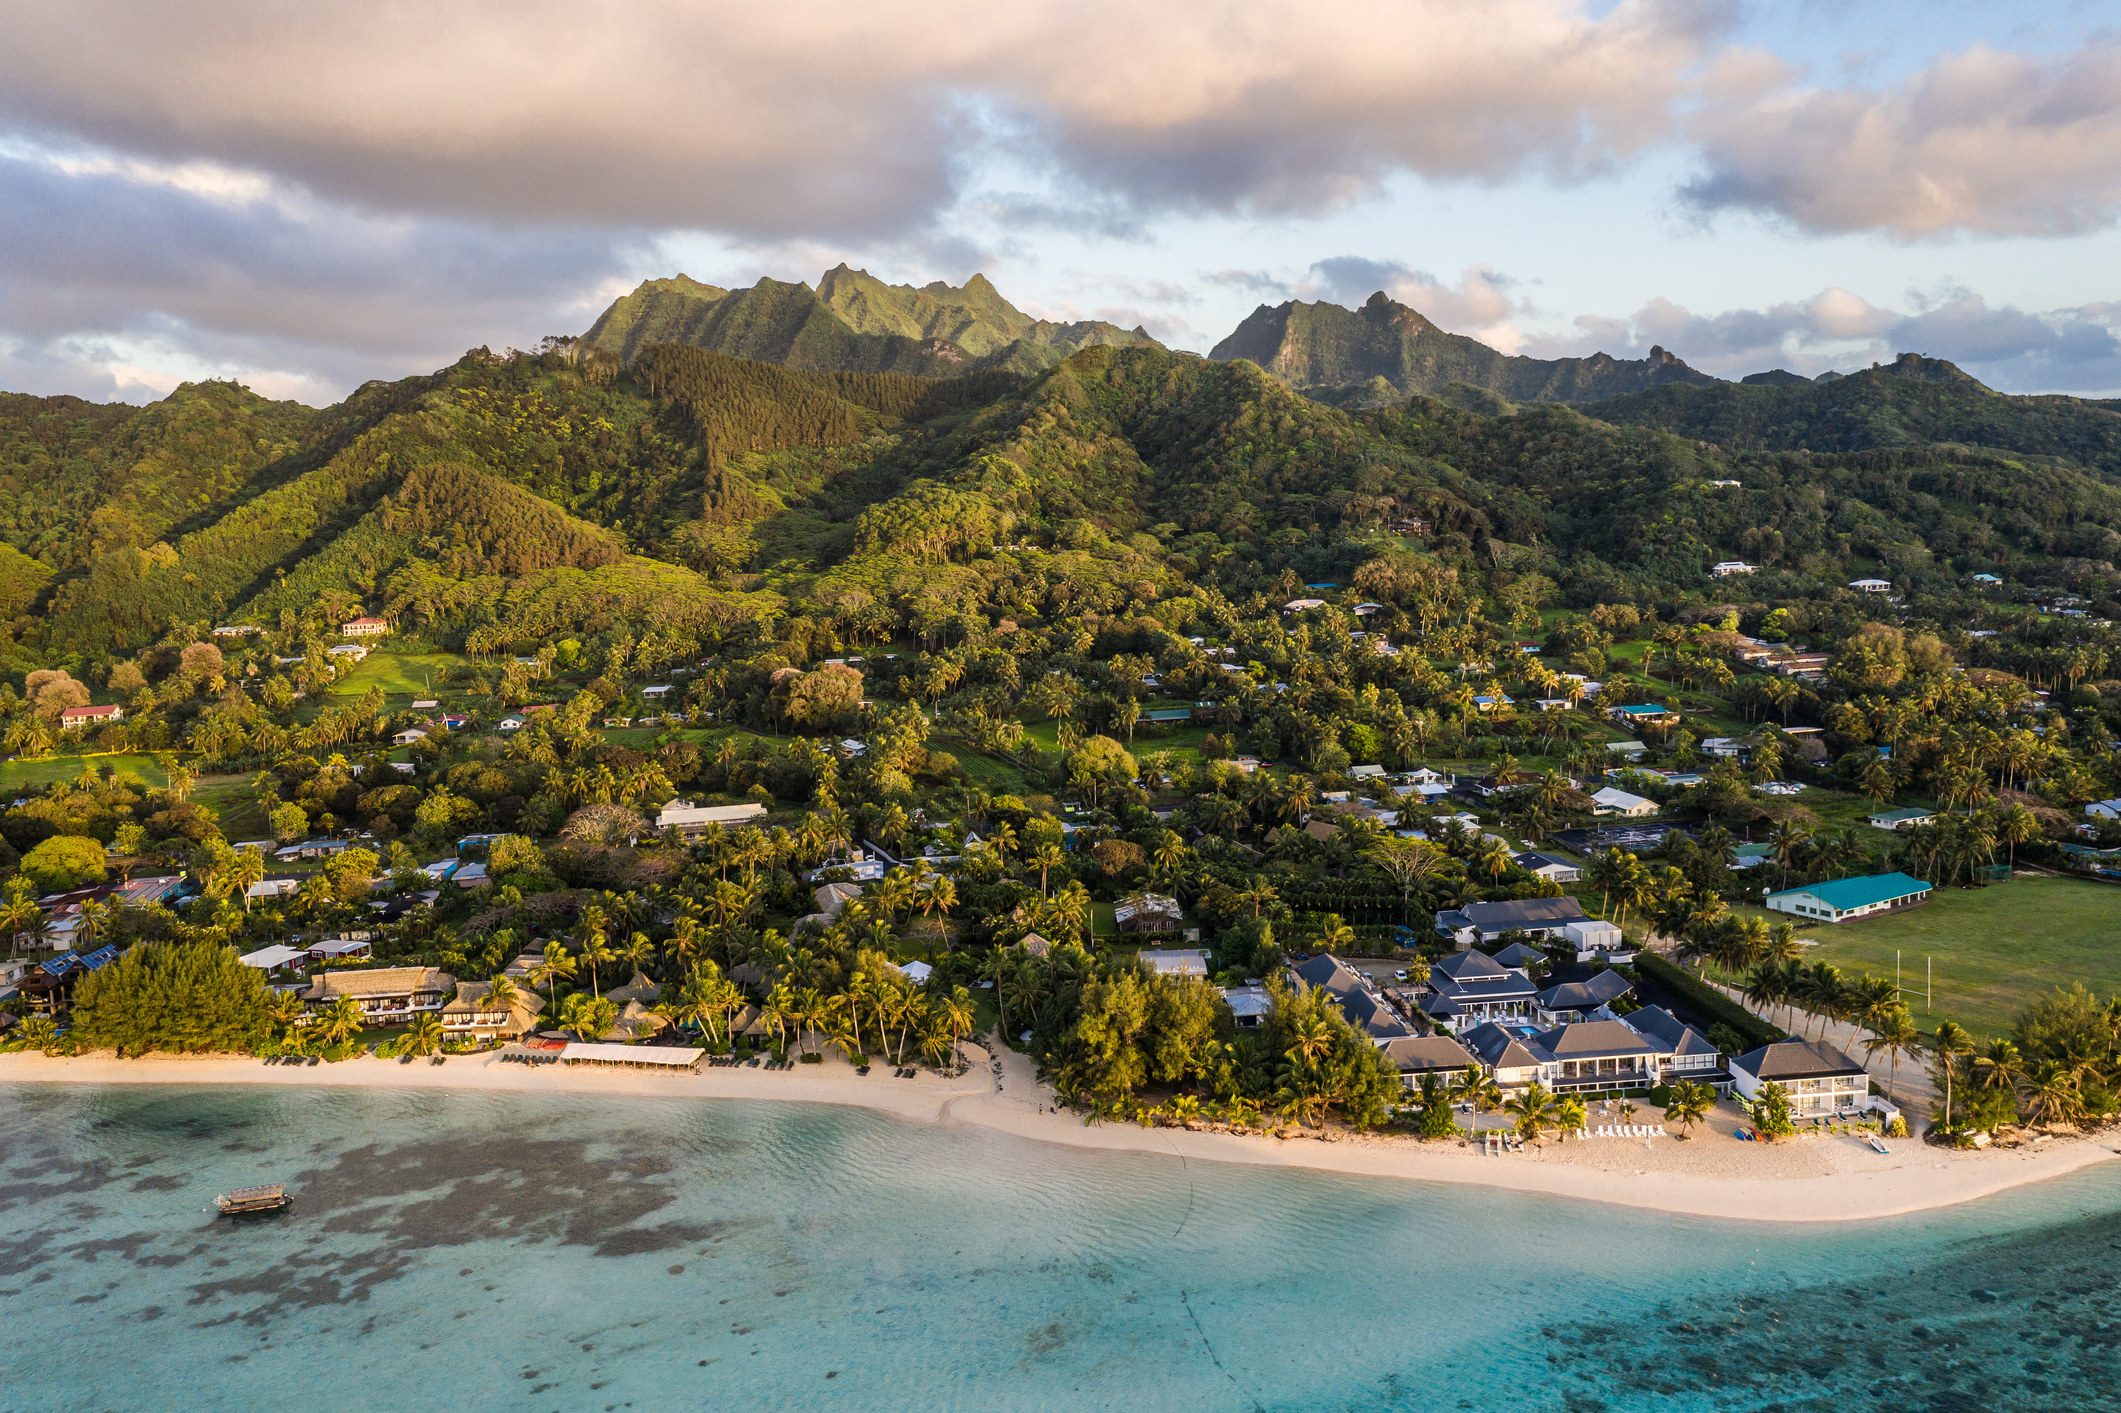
[1634,954,1787,1051]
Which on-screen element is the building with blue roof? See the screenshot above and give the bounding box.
[1765,872,1932,924]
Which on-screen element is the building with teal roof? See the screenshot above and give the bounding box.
[1765,872,1932,924]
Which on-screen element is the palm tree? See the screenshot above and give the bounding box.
[316,995,365,1047]
[1974,1038,2023,1094]
[1663,1079,1715,1138]
[1862,1006,1922,1104]
[404,1012,446,1057]
[228,847,267,911]
[1930,1020,1974,1133]
[561,992,619,1041]
[1029,844,1066,898]
[1503,1082,1559,1142]
[266,991,307,1043]
[2021,1060,2081,1127]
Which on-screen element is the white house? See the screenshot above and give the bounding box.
[391,728,428,746]
[341,616,391,636]
[1512,851,1582,883]
[1709,561,1756,577]
[655,799,770,836]
[1867,806,1934,831]
[1729,1038,1889,1122]
[58,704,124,731]
[1848,578,1892,594]
[1561,918,1632,963]
[1590,786,1656,818]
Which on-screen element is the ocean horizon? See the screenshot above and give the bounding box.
[3,1082,2117,1411]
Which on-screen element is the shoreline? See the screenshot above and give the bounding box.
[3,1047,2114,1224]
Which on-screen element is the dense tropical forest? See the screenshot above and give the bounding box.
[2,291,2119,1141]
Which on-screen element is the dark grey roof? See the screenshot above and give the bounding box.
[1734,1038,1868,1081]
[1380,1035,1477,1074]
[1419,994,1465,1017]
[1461,1022,1548,1070]
[1432,950,1509,983]
[1532,1019,1660,1059]
[1513,852,1578,871]
[1622,1005,1719,1058]
[1490,942,1547,969]
[1461,897,1588,931]
[1293,953,1365,997]
[1536,969,1633,1012]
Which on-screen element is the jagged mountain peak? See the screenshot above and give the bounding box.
[1210,292,1718,404]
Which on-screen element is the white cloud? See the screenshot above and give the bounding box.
[0,0,1718,237]
[1685,36,2121,237]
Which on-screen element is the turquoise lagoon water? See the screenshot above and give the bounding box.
[2,1084,2118,1412]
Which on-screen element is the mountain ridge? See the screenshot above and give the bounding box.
[583,266,1160,378]
[1207,290,1723,404]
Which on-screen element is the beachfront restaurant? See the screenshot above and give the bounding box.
[556,1041,705,1072]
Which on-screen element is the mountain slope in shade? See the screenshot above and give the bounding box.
[1209,291,1722,404]
[583,266,1160,376]
[1582,354,2121,473]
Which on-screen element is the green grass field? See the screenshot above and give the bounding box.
[1735,876,2121,1039]
[323,647,470,705]
[0,753,172,791]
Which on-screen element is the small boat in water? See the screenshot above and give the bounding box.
[215,1183,292,1216]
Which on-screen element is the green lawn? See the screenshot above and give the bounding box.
[324,647,471,705]
[0,753,173,791]
[1735,876,2121,1039]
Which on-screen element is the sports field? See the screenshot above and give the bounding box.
[1738,875,2121,1039]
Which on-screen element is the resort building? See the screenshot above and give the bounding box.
[301,966,455,1024]
[1433,896,1588,948]
[1848,578,1893,593]
[1709,560,1756,577]
[1728,1038,1883,1120]
[1418,950,1540,1029]
[1534,969,1633,1023]
[1379,1033,1479,1085]
[1624,1006,1727,1083]
[1764,872,1932,924]
[440,980,541,1039]
[1461,1011,1727,1096]
[341,616,391,636]
[1292,953,1417,1042]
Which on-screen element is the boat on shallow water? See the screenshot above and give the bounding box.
[215,1184,292,1216]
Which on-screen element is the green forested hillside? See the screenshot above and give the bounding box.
[1583,354,2121,472]
[583,266,1159,377]
[7,336,2121,676]
[1210,291,1721,404]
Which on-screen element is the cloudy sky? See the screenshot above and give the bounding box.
[4,0,2120,405]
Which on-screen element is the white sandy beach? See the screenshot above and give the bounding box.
[2,1044,2112,1224]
